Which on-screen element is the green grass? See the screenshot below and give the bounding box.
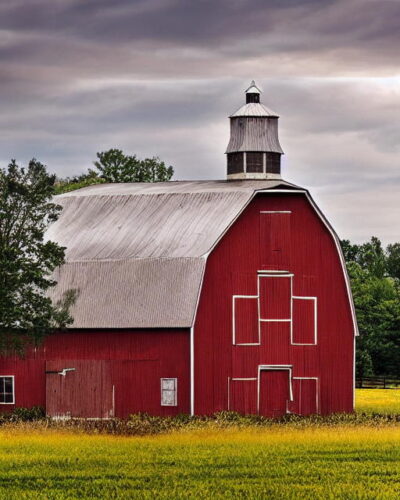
[0,389,398,499]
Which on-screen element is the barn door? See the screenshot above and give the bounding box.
[289,378,318,415]
[258,368,292,417]
[46,360,114,419]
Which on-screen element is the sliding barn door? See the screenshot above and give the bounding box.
[46,360,114,419]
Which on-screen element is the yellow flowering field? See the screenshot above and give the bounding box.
[0,389,398,499]
[356,389,400,414]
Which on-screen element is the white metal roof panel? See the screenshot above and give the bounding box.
[230,103,278,117]
[48,180,299,328]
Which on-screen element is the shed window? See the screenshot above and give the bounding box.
[161,378,177,406]
[0,376,14,404]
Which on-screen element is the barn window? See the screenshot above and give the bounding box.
[246,152,263,173]
[0,376,14,404]
[227,153,244,174]
[161,378,177,406]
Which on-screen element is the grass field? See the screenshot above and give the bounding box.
[356,389,400,414]
[0,389,398,500]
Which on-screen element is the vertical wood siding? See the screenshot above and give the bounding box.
[195,193,354,416]
[0,330,190,418]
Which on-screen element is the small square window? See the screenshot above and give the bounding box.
[0,376,15,404]
[161,378,177,406]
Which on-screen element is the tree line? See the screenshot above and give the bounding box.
[341,238,400,379]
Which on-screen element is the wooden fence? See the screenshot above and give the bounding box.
[356,376,400,389]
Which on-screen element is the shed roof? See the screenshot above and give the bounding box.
[47,180,300,328]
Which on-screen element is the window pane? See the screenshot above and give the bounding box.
[4,378,13,393]
[0,377,14,403]
[162,390,175,406]
[162,379,175,391]
[5,393,13,403]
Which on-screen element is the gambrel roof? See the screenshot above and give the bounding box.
[47,180,356,333]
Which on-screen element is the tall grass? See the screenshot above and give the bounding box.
[356,389,400,414]
[0,390,398,499]
[1,426,399,499]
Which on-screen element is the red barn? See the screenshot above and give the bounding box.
[0,82,357,418]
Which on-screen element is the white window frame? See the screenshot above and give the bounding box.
[291,296,318,345]
[0,375,15,405]
[160,378,177,406]
[232,271,318,347]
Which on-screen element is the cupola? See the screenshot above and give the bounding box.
[226,81,284,180]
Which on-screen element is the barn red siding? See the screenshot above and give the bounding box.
[194,192,354,416]
[0,330,190,417]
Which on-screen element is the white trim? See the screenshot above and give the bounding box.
[292,376,320,414]
[258,270,290,274]
[243,152,247,173]
[233,273,319,346]
[0,375,15,405]
[111,385,115,418]
[227,377,258,411]
[232,295,260,345]
[160,377,178,406]
[231,377,258,381]
[260,211,292,214]
[291,296,318,345]
[260,319,291,322]
[190,327,194,415]
[257,365,293,414]
[258,272,294,277]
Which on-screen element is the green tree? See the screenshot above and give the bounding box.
[54,169,105,195]
[0,159,75,353]
[342,237,400,378]
[94,149,174,183]
[387,243,400,281]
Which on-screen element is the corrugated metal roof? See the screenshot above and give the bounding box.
[47,180,299,328]
[230,103,278,118]
[226,117,284,154]
[51,258,206,329]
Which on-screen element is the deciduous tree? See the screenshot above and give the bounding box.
[0,159,74,353]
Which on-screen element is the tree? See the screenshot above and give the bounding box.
[342,237,400,378]
[94,149,174,183]
[0,159,75,353]
[387,243,400,281]
[54,169,105,195]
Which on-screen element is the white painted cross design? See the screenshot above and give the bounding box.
[232,273,317,346]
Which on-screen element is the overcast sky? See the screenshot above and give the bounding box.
[0,0,399,244]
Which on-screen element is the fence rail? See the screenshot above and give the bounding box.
[356,376,400,389]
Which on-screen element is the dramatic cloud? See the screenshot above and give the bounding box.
[0,0,399,243]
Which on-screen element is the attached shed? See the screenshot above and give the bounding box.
[0,83,357,418]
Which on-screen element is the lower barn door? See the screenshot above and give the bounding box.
[289,378,318,415]
[259,369,291,417]
[46,360,114,419]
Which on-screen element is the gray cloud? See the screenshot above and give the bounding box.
[0,0,399,244]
